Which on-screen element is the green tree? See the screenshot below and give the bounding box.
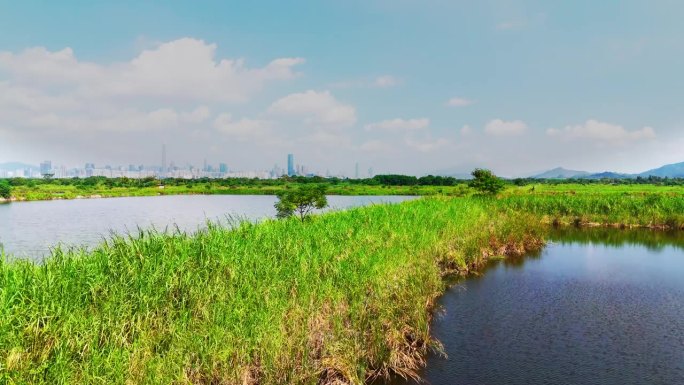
[469,168,505,195]
[275,185,328,221]
[0,180,11,200]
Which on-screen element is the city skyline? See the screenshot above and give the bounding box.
[2,1,684,176]
[0,150,375,180]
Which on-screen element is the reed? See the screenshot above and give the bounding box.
[0,197,543,384]
[500,194,684,229]
[3,192,681,384]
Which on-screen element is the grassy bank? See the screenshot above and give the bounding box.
[5,179,684,203]
[4,183,472,202]
[501,194,684,228]
[0,197,543,384]
[2,193,683,384]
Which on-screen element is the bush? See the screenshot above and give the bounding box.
[469,168,505,195]
[0,180,12,199]
[275,185,328,221]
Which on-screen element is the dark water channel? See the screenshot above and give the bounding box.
[391,228,684,385]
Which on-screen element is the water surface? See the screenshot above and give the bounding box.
[393,229,684,385]
[0,194,414,259]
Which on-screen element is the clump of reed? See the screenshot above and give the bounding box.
[0,197,544,384]
[499,194,684,229]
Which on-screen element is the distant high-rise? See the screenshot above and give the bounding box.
[161,144,167,178]
[219,163,228,173]
[368,167,374,178]
[355,162,359,179]
[40,160,52,176]
[287,154,295,176]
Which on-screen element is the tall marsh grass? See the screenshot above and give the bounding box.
[500,194,684,228]
[3,193,678,384]
[0,197,543,384]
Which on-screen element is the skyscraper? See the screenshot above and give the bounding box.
[287,154,295,176]
[355,162,359,179]
[161,144,167,178]
[40,161,52,176]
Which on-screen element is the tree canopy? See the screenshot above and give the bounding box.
[469,168,505,195]
[275,185,328,221]
[0,180,11,199]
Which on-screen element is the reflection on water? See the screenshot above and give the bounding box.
[0,194,415,260]
[392,228,684,385]
[548,226,684,252]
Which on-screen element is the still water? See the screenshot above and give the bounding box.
[393,229,684,385]
[0,195,414,259]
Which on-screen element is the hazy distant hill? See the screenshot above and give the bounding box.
[531,163,684,180]
[0,162,37,171]
[433,168,474,179]
[532,167,590,179]
[584,171,634,179]
[639,161,684,178]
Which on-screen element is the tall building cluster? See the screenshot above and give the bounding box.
[1,148,374,180]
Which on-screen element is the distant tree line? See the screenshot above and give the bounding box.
[2,174,684,190]
[0,174,468,188]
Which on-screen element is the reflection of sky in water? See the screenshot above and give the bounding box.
[0,195,415,260]
[393,236,684,385]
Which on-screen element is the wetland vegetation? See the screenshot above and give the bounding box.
[2,183,684,384]
[4,173,684,202]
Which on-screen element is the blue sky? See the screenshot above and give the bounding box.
[1,0,683,176]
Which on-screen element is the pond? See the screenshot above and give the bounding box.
[391,228,684,385]
[0,194,415,260]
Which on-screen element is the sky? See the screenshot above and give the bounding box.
[1,0,683,177]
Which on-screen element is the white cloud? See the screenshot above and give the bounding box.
[19,108,182,133]
[0,38,304,104]
[213,113,272,141]
[268,90,356,127]
[147,108,180,127]
[484,119,528,136]
[329,75,400,89]
[0,37,303,147]
[302,131,352,147]
[460,124,473,136]
[547,120,656,142]
[181,106,211,124]
[360,140,393,153]
[374,75,399,88]
[365,118,430,132]
[446,97,474,107]
[404,137,450,152]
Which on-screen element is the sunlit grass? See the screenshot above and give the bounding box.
[2,192,682,384]
[8,183,473,201]
[501,193,684,228]
[0,197,544,384]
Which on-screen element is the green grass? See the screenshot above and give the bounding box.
[2,191,683,384]
[500,193,684,228]
[8,180,684,203]
[507,182,684,196]
[6,183,473,202]
[0,197,544,384]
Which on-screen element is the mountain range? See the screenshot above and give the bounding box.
[531,161,684,179]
